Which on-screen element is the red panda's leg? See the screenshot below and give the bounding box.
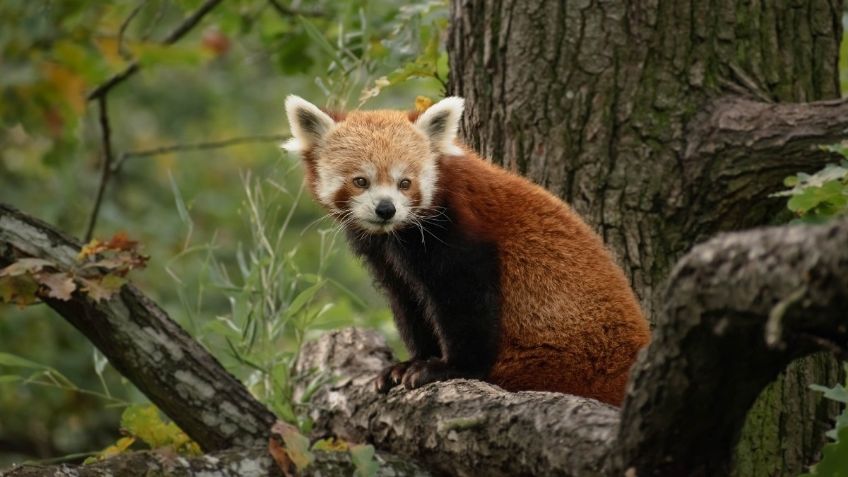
[373,266,441,393]
[400,239,501,390]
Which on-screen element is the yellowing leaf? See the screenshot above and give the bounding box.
[0,275,39,308]
[78,239,106,260]
[94,37,126,69]
[269,421,314,474]
[41,61,86,115]
[79,275,126,303]
[312,437,349,452]
[37,272,76,300]
[84,436,136,464]
[78,233,148,273]
[121,404,199,455]
[269,433,295,477]
[414,96,434,112]
[106,231,138,252]
[0,258,54,277]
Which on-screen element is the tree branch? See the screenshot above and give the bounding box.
[87,0,223,101]
[687,96,848,160]
[3,446,428,477]
[84,96,115,242]
[0,204,277,451]
[117,0,148,61]
[294,328,618,477]
[111,134,288,173]
[615,214,848,476]
[680,96,848,240]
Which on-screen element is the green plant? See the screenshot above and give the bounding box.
[299,1,449,108]
[779,145,848,476]
[802,366,848,476]
[773,145,848,223]
[167,169,351,430]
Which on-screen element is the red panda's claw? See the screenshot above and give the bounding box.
[374,360,414,393]
[401,358,454,390]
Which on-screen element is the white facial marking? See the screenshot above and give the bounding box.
[418,159,438,209]
[350,183,411,233]
[390,164,405,183]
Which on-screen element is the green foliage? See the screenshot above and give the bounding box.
[779,146,848,475]
[85,404,200,464]
[119,404,200,454]
[802,368,848,477]
[1,0,434,466]
[350,444,379,477]
[169,172,348,429]
[774,146,848,223]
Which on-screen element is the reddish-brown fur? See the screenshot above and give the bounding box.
[434,150,650,405]
[298,108,651,405]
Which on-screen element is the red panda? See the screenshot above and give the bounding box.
[284,95,651,405]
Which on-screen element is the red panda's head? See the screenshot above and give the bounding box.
[283,95,464,234]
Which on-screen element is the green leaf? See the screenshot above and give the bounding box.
[803,425,848,476]
[297,17,344,67]
[787,190,822,213]
[811,383,848,404]
[169,172,193,227]
[286,282,323,317]
[350,444,379,477]
[0,352,47,369]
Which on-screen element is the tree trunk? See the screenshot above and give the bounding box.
[447,1,846,474]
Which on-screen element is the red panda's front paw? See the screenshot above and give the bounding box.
[401,358,460,390]
[373,360,416,393]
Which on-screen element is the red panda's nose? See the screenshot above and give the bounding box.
[375,200,396,220]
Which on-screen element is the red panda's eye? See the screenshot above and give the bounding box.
[399,179,412,190]
[353,177,369,188]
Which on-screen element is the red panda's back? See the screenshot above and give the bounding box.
[438,153,650,405]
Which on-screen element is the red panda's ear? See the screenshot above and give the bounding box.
[414,96,464,156]
[283,95,336,153]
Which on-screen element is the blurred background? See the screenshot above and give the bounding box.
[0,0,448,466]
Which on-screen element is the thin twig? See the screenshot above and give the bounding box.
[111,134,288,173]
[85,97,115,242]
[117,0,149,60]
[87,0,224,100]
[267,0,325,18]
[796,333,848,361]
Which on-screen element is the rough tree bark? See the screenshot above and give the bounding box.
[0,204,276,452]
[3,203,846,476]
[447,1,847,473]
[2,446,427,477]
